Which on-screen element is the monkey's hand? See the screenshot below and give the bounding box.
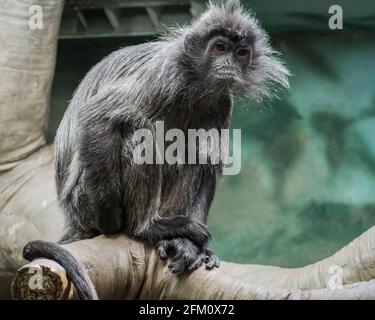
[156,238,219,274]
[203,248,220,270]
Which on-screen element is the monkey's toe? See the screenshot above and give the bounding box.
[156,238,204,274]
[169,238,200,274]
[168,251,201,274]
[204,249,220,270]
[156,240,170,260]
[186,253,205,272]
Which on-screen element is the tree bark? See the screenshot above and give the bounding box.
[11,226,375,300]
[0,0,64,169]
[0,0,64,299]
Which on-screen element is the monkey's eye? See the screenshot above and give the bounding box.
[214,43,226,53]
[236,49,249,57]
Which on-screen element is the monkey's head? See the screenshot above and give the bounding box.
[198,28,254,82]
[181,0,289,102]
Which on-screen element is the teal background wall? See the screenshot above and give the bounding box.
[48,1,375,267]
[210,34,375,267]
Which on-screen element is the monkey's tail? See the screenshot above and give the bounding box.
[139,216,211,245]
[22,240,98,300]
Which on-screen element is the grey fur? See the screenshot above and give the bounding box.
[23,0,289,300]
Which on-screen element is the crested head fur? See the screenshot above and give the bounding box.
[164,0,290,103]
[71,0,290,118]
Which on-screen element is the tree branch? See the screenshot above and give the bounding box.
[11,227,375,300]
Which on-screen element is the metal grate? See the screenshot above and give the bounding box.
[60,0,205,39]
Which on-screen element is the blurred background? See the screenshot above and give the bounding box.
[47,0,375,267]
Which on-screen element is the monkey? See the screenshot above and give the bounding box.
[22,0,289,300]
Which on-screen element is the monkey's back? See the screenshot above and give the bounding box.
[54,42,164,229]
[54,42,163,192]
[53,38,231,236]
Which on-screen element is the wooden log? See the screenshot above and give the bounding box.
[11,259,73,300]
[11,231,375,300]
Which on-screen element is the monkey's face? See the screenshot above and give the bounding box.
[206,36,252,83]
[182,0,289,102]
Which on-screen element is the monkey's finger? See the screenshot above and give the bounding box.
[169,244,198,274]
[168,247,189,274]
[187,253,205,272]
[156,240,171,260]
[205,250,220,270]
[168,255,187,274]
[168,262,185,274]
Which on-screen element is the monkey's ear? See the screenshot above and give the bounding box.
[184,33,205,56]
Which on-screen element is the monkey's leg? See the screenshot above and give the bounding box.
[58,227,99,245]
[155,172,220,272]
[78,120,124,234]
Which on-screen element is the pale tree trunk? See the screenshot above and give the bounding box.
[0,0,64,299]
[11,227,375,300]
[0,0,63,169]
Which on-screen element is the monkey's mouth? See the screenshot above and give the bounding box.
[215,67,238,80]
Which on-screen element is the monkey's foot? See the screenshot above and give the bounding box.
[156,238,220,274]
[156,238,206,274]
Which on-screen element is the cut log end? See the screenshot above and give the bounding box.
[11,259,73,300]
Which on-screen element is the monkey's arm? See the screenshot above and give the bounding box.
[11,227,375,300]
[190,172,216,223]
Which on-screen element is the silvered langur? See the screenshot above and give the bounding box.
[23,0,289,300]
